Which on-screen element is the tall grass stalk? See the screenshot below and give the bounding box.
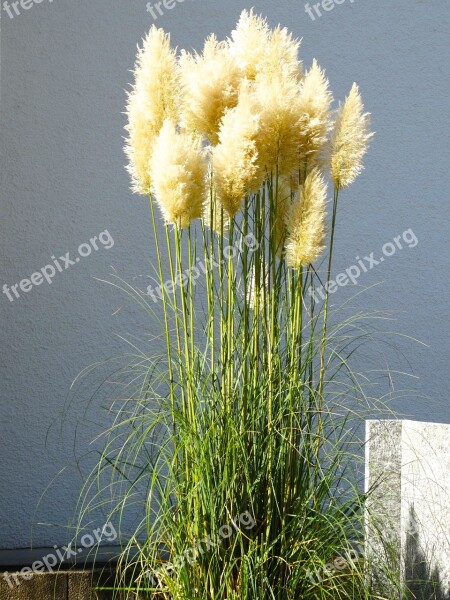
[74,174,407,600]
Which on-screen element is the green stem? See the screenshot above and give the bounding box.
[319,187,340,399]
[148,196,175,408]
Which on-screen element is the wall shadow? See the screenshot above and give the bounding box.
[404,506,449,600]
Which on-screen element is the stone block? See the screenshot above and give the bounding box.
[365,419,450,598]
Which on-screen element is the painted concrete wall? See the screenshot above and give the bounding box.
[0,0,449,550]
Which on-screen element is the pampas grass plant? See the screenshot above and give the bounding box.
[75,10,407,600]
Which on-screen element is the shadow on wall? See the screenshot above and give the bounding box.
[404,507,450,600]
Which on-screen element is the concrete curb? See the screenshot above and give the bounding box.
[0,570,114,599]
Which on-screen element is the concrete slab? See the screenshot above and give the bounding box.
[0,571,67,600]
[366,419,450,598]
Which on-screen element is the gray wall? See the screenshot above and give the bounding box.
[0,0,449,550]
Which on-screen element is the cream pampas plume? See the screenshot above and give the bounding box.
[229,11,303,179]
[331,83,373,188]
[297,60,333,164]
[252,74,303,179]
[257,25,302,83]
[125,27,180,194]
[150,120,207,228]
[179,36,241,145]
[285,169,327,268]
[229,9,269,81]
[212,86,263,218]
[230,10,301,83]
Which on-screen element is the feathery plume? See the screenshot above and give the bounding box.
[125,26,180,194]
[212,85,263,218]
[257,25,302,83]
[179,36,241,145]
[150,120,207,228]
[229,9,269,81]
[297,60,333,165]
[331,83,373,188]
[252,75,303,179]
[245,20,303,178]
[285,169,327,268]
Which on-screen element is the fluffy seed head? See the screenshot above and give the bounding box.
[252,75,303,179]
[229,9,270,81]
[150,120,207,228]
[255,25,302,84]
[285,169,327,268]
[212,85,263,218]
[297,60,333,164]
[125,27,180,194]
[179,35,241,145]
[229,19,304,180]
[331,83,373,188]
